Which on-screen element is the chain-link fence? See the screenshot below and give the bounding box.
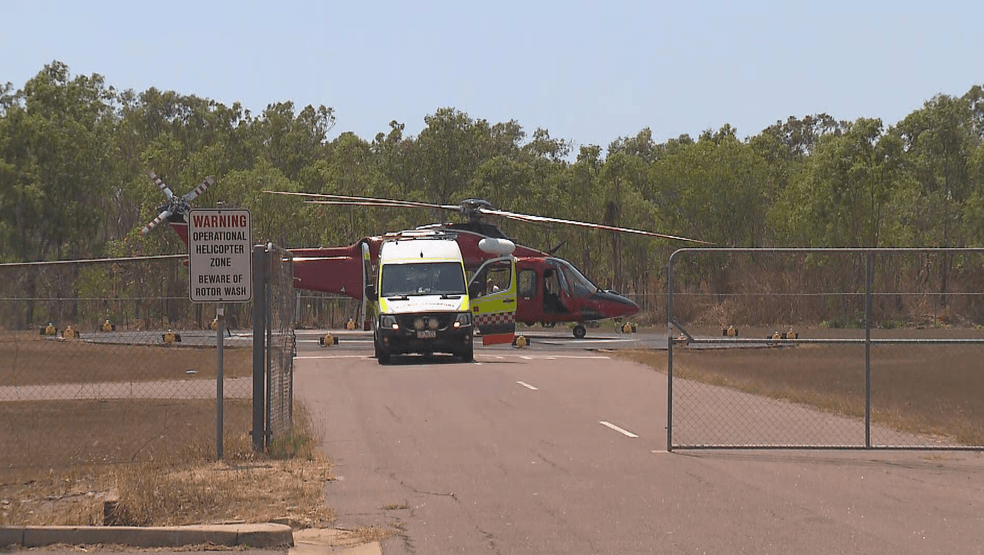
[666,248,984,451]
[1,246,300,470]
[0,255,253,471]
[250,244,296,447]
[296,292,363,330]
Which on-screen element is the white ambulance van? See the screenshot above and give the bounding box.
[368,232,474,364]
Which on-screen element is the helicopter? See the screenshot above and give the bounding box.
[142,173,707,338]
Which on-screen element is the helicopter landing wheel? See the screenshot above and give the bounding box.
[573,324,586,339]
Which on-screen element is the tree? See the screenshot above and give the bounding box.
[770,118,903,248]
[416,108,485,215]
[651,129,769,248]
[0,62,118,261]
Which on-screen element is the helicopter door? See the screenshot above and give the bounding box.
[361,242,372,330]
[468,256,517,345]
[542,265,570,314]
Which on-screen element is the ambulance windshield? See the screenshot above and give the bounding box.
[381,262,466,297]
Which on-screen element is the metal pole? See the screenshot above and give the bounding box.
[266,245,274,449]
[666,252,676,452]
[216,304,224,460]
[251,245,266,452]
[865,252,873,448]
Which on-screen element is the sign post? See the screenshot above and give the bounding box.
[188,208,252,460]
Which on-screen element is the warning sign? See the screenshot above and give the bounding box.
[188,208,252,302]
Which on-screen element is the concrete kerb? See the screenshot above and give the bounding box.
[0,523,293,549]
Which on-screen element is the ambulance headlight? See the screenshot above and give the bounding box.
[380,315,399,330]
[453,312,472,328]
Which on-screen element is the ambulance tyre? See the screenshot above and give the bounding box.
[377,348,391,365]
[573,324,587,339]
[456,340,474,363]
[374,337,391,365]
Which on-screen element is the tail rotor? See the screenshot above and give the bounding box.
[141,172,215,235]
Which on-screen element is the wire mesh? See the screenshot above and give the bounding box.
[667,248,984,450]
[262,245,296,442]
[0,256,253,469]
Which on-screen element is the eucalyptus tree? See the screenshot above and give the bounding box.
[648,129,769,296]
[650,128,768,248]
[253,101,335,182]
[770,118,904,249]
[557,145,605,279]
[897,93,977,248]
[897,92,982,306]
[416,108,486,217]
[0,62,118,261]
[750,114,845,208]
[312,132,386,244]
[599,148,650,293]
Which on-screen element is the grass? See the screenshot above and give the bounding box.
[0,332,252,386]
[615,328,984,445]
[0,399,335,529]
[0,329,337,531]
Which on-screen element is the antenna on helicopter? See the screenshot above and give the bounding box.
[141,172,215,234]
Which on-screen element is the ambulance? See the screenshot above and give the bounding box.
[367,231,516,364]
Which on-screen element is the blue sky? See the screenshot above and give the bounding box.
[2,0,982,152]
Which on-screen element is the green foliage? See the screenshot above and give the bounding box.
[2,61,984,312]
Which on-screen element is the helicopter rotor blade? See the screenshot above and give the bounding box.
[304,199,442,209]
[478,208,712,244]
[141,209,172,235]
[182,176,215,203]
[264,190,459,211]
[148,172,175,201]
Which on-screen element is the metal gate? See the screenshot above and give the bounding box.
[667,248,984,451]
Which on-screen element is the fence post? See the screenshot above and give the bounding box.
[217,304,224,460]
[265,244,274,449]
[666,252,676,452]
[864,251,873,448]
[251,245,266,452]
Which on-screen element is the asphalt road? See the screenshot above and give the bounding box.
[294,333,984,554]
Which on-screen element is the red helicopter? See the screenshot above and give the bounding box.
[143,173,707,338]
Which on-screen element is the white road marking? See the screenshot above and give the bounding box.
[516,381,538,391]
[599,420,639,438]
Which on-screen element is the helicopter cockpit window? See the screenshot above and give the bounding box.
[551,258,599,298]
[381,262,466,297]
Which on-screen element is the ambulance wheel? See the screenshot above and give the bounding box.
[573,325,587,339]
[375,338,391,364]
[456,340,474,363]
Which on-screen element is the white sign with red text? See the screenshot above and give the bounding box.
[188,208,252,303]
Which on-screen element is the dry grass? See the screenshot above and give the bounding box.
[0,400,254,469]
[0,332,252,386]
[1,330,336,530]
[0,404,335,529]
[616,328,984,445]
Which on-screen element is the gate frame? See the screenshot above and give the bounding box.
[667,247,984,452]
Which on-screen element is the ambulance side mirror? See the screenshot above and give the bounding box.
[365,284,376,299]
